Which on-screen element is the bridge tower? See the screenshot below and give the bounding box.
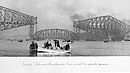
[73,20,80,40]
[29,17,37,39]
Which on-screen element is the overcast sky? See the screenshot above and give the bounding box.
[1,0,130,38]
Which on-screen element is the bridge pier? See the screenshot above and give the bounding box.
[73,27,80,40]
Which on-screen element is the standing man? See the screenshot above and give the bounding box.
[35,42,38,56]
[57,40,60,48]
[54,40,57,47]
[29,41,35,56]
[29,41,38,57]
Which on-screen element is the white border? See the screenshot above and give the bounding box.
[0,56,130,73]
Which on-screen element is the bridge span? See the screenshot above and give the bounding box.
[1,6,130,41]
[73,15,130,41]
[33,29,78,40]
[0,6,37,38]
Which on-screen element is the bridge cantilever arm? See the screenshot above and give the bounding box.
[0,6,37,31]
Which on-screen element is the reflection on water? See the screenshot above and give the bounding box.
[0,49,29,57]
[38,52,71,57]
[0,50,72,57]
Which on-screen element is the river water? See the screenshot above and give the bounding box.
[0,40,130,57]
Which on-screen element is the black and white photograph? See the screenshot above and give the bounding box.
[1,0,130,73]
[1,0,130,57]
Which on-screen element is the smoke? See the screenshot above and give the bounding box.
[71,14,85,21]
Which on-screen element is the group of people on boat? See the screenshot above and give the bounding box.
[44,41,52,49]
[43,39,70,51]
[29,39,71,56]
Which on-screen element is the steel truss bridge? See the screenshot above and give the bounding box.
[1,6,129,41]
[0,6,37,38]
[33,15,130,41]
[33,29,78,40]
[73,15,130,41]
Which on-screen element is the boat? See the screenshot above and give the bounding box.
[37,46,72,56]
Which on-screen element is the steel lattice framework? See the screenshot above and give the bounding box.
[0,6,37,38]
[33,29,78,40]
[73,15,130,40]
